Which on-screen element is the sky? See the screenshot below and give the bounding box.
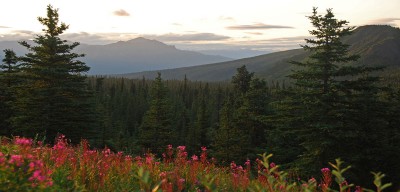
[0,0,399,56]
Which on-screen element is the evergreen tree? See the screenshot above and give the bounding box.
[138,73,174,154]
[187,93,210,152]
[212,66,256,163]
[11,5,93,143]
[277,7,384,176]
[232,65,254,96]
[212,96,250,164]
[0,49,19,135]
[238,78,269,157]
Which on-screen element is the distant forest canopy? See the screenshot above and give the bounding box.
[0,5,399,189]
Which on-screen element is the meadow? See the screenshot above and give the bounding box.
[0,135,392,192]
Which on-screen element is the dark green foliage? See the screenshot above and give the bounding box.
[138,73,174,154]
[239,78,270,157]
[232,65,254,95]
[187,90,210,153]
[212,96,250,164]
[269,8,399,187]
[0,49,19,135]
[212,66,270,163]
[10,5,94,143]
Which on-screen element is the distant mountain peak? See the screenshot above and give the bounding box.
[127,37,165,45]
[118,25,400,81]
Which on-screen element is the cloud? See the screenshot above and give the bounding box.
[61,32,108,44]
[113,9,130,16]
[246,32,263,35]
[0,30,37,41]
[226,23,294,30]
[12,30,35,35]
[368,18,400,25]
[0,26,10,28]
[143,33,231,42]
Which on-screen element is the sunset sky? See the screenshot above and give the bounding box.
[0,0,399,55]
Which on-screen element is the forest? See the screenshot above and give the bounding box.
[0,5,399,191]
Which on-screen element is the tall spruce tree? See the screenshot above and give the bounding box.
[0,49,19,135]
[237,78,269,158]
[212,96,250,164]
[138,73,174,154]
[279,7,384,175]
[11,5,93,143]
[212,66,255,163]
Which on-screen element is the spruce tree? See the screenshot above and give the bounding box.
[11,5,93,143]
[0,49,19,135]
[138,73,173,154]
[279,7,384,175]
[232,65,254,96]
[212,66,255,163]
[238,78,269,157]
[212,96,250,164]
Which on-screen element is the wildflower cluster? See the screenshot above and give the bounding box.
[0,137,52,191]
[0,136,393,191]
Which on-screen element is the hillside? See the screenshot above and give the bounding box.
[0,37,232,75]
[119,25,400,81]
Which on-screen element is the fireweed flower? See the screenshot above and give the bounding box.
[230,161,237,170]
[15,137,33,146]
[244,159,250,166]
[321,167,332,192]
[9,155,24,166]
[191,155,199,161]
[0,152,5,164]
[159,171,167,178]
[177,146,186,151]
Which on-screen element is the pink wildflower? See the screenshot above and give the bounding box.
[355,186,363,192]
[159,171,167,178]
[0,152,4,164]
[177,146,186,151]
[230,161,237,170]
[178,178,185,191]
[244,159,251,166]
[191,155,199,161]
[9,155,23,166]
[15,137,33,146]
[321,167,330,173]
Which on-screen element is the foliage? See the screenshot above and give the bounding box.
[270,8,397,187]
[138,73,174,154]
[10,5,94,143]
[0,49,19,135]
[0,135,394,192]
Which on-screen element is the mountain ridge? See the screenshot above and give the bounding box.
[119,25,400,81]
[0,37,233,75]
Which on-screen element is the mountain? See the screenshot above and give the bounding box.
[0,37,232,75]
[119,25,400,81]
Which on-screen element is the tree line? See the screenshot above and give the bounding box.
[0,5,399,188]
